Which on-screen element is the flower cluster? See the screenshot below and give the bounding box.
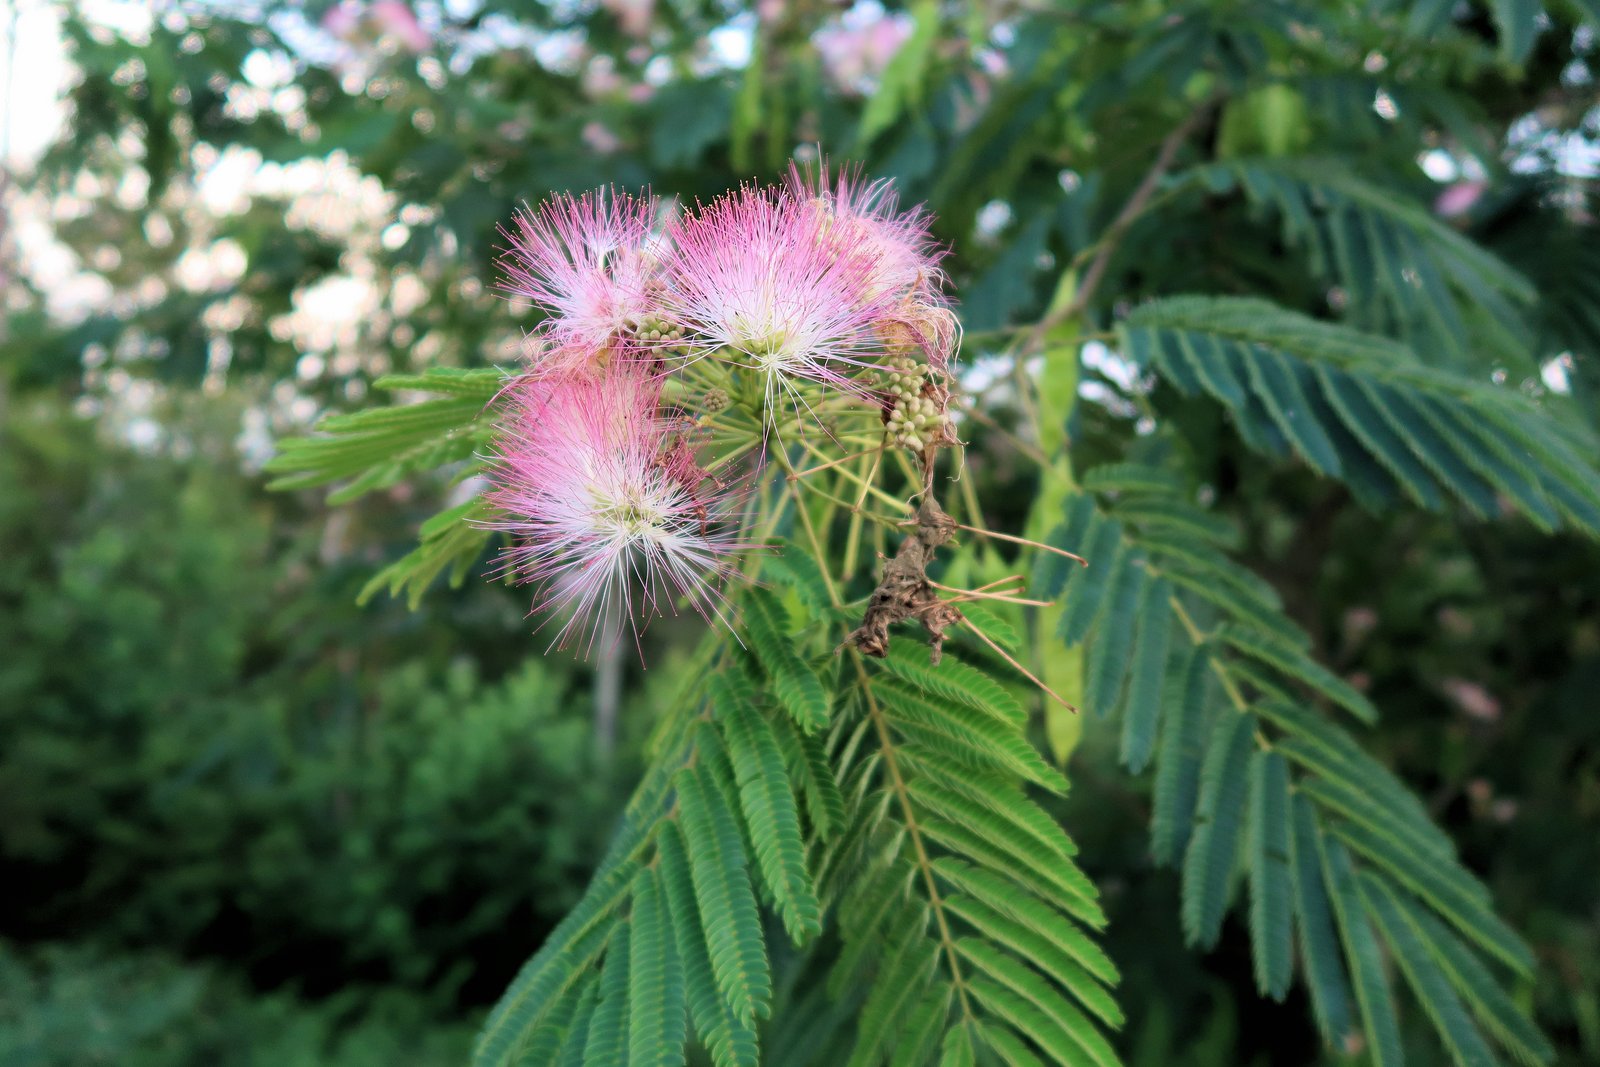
[484,163,953,651]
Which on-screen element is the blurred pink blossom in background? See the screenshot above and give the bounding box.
[600,0,657,39]
[322,0,431,55]
[582,121,623,154]
[1435,180,1487,218]
[1441,677,1501,721]
[814,11,914,94]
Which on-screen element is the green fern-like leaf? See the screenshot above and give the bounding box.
[1247,751,1294,1000]
[583,921,631,1067]
[657,823,761,1067]
[1180,709,1256,948]
[1151,645,1214,866]
[743,588,830,733]
[627,865,688,1067]
[1363,872,1499,1067]
[1289,794,1358,1051]
[1118,578,1173,773]
[713,678,824,943]
[1318,830,1406,1067]
[1050,481,1549,1064]
[674,764,773,1025]
[1119,296,1600,538]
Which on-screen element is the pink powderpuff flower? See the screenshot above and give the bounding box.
[787,161,959,367]
[660,186,893,418]
[482,368,745,656]
[497,188,665,376]
[787,160,947,300]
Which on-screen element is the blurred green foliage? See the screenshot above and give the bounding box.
[0,940,473,1067]
[0,396,631,1039]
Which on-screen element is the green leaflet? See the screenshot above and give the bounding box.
[973,1021,1046,1067]
[1385,886,1554,1067]
[713,690,823,943]
[826,659,1120,1066]
[934,858,1119,987]
[475,843,638,1066]
[1318,833,1404,1067]
[1057,532,1130,647]
[1080,463,1186,495]
[516,980,585,1067]
[742,588,829,733]
[1085,561,1146,719]
[674,765,772,1025]
[956,602,1022,653]
[1247,751,1294,1000]
[1034,494,1097,600]
[845,908,939,1067]
[1118,580,1173,773]
[657,824,760,1067]
[773,714,846,840]
[762,546,837,618]
[1289,795,1357,1051]
[265,393,491,494]
[889,989,955,1067]
[1217,624,1378,724]
[1118,296,1600,539]
[964,974,1119,1067]
[1180,709,1255,948]
[554,981,601,1067]
[937,1020,977,1067]
[358,499,494,609]
[956,940,1121,1067]
[1489,0,1543,63]
[1316,363,1447,509]
[874,677,1065,793]
[1151,645,1213,866]
[1240,340,1344,476]
[854,0,939,149]
[583,921,631,1067]
[1108,498,1240,549]
[881,643,1028,727]
[1327,820,1533,975]
[828,855,918,1000]
[1411,394,1559,530]
[372,366,506,399]
[627,867,688,1067]
[941,891,1123,1028]
[1362,872,1499,1067]
[1254,700,1453,856]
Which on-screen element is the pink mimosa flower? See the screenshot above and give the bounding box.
[482,369,744,655]
[497,189,665,376]
[786,160,947,299]
[660,186,893,418]
[787,161,957,366]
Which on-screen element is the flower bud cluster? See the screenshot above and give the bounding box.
[883,355,948,453]
[622,313,685,346]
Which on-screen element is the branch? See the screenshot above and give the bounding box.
[1022,99,1217,357]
